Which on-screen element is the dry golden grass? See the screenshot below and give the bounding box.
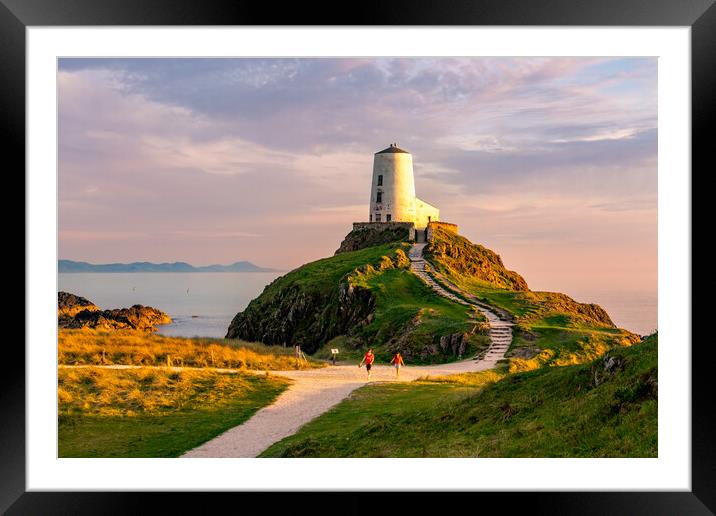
[507,333,639,374]
[415,368,505,386]
[58,366,292,457]
[59,367,280,417]
[58,329,325,370]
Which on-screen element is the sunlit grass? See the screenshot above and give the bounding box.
[58,329,325,370]
[261,334,657,458]
[58,366,290,457]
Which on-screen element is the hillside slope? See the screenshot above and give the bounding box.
[261,333,657,458]
[425,227,529,291]
[423,225,638,365]
[226,242,489,363]
[227,224,637,365]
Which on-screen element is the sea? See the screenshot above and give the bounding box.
[561,288,657,337]
[58,272,284,338]
[58,273,658,338]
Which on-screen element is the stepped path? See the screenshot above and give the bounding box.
[179,244,513,458]
[408,243,513,361]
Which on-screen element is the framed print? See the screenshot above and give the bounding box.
[6,0,715,513]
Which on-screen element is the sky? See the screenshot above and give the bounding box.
[58,57,657,295]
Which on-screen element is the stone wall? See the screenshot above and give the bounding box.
[352,221,417,243]
[427,221,459,241]
[352,221,416,233]
[335,222,416,254]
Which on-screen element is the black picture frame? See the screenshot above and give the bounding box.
[5,0,714,513]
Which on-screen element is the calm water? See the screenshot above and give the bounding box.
[58,272,283,338]
[58,273,657,338]
[565,288,657,337]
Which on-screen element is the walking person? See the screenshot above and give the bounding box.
[359,348,375,381]
[390,351,405,378]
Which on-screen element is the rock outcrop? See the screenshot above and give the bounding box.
[58,291,100,317]
[225,250,413,354]
[534,292,615,327]
[226,277,376,354]
[335,223,411,254]
[425,225,529,291]
[438,332,470,357]
[58,292,171,332]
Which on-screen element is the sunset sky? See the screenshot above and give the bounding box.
[58,57,657,295]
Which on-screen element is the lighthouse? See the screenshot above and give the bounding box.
[369,143,439,228]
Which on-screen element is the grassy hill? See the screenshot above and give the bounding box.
[261,333,657,458]
[227,242,489,363]
[226,223,638,366]
[424,224,640,368]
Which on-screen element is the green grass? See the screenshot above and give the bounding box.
[506,324,637,372]
[426,271,639,372]
[422,226,639,367]
[313,267,489,364]
[261,334,657,458]
[242,238,487,364]
[261,382,478,458]
[263,243,404,297]
[357,268,489,363]
[234,225,637,368]
[461,283,542,318]
[58,367,290,457]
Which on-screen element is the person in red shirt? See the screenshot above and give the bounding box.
[390,352,405,378]
[359,348,375,380]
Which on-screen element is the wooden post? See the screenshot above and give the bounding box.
[167,354,171,368]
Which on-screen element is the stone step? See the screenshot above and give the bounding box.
[409,243,512,342]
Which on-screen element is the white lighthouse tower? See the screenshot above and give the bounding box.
[369,143,439,228]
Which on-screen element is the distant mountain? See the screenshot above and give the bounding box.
[59,260,279,273]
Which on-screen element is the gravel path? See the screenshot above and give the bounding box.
[181,243,514,458]
[181,360,501,458]
[409,243,513,360]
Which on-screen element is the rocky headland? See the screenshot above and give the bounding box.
[226,222,635,364]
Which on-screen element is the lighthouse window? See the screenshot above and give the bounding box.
[377,174,383,186]
[386,214,391,222]
[375,214,381,222]
[376,191,382,203]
